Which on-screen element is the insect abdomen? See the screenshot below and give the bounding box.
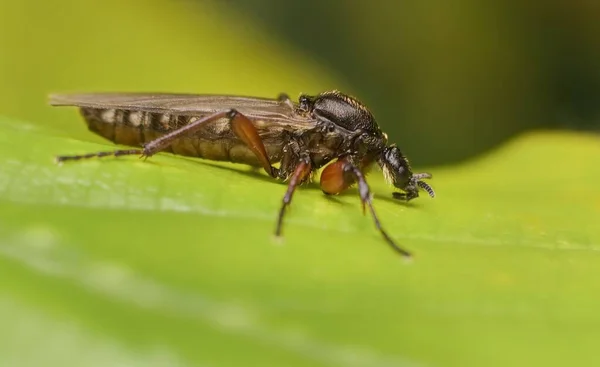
[79,107,282,166]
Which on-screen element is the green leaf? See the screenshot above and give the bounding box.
[1,115,599,367]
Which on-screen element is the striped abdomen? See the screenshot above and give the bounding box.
[80,107,283,166]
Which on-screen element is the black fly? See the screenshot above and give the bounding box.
[50,90,435,257]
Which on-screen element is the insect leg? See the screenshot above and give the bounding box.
[321,159,411,257]
[275,157,312,237]
[141,111,230,156]
[320,159,354,195]
[55,149,143,163]
[55,110,231,163]
[57,110,279,178]
[228,110,278,178]
[142,109,277,177]
[140,109,277,177]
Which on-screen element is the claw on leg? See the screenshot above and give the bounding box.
[320,158,412,257]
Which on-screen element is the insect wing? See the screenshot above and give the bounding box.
[49,93,313,125]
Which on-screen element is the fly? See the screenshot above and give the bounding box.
[49,90,435,257]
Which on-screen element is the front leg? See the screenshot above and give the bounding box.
[320,158,412,257]
[392,192,419,201]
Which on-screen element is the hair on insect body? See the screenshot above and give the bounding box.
[50,90,435,257]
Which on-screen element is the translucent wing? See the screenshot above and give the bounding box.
[49,92,314,125]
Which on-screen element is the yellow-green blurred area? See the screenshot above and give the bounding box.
[1,1,600,367]
[2,0,599,164]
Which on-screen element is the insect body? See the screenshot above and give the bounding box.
[50,90,435,257]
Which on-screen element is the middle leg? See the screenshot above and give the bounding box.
[274,156,312,238]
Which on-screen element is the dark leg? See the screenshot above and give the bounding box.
[343,162,412,257]
[275,158,312,237]
[56,110,231,163]
[56,109,279,178]
[392,192,419,201]
[141,111,228,157]
[56,149,143,163]
[144,109,278,177]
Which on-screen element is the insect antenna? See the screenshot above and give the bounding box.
[417,180,435,198]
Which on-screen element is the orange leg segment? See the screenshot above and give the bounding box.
[229,110,276,178]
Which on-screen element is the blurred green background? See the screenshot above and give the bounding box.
[1,0,599,165]
[1,1,599,367]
